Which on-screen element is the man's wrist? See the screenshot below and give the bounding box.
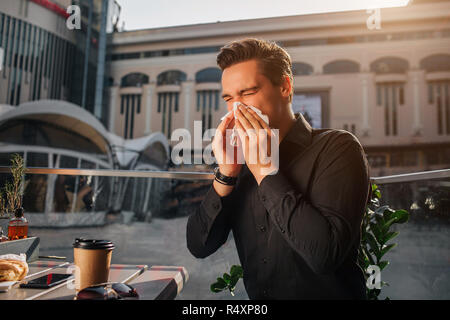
[214,167,238,186]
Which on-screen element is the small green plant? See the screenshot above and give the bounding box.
[210,265,243,296]
[358,183,409,300]
[1,154,26,216]
[211,183,410,299]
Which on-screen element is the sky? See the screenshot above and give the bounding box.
[114,0,410,31]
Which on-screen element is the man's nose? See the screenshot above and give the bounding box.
[227,100,247,111]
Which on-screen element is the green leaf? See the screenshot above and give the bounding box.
[361,246,374,266]
[230,275,239,288]
[211,278,227,293]
[380,243,396,258]
[210,284,223,293]
[392,209,409,224]
[365,232,381,259]
[223,273,231,284]
[374,189,381,199]
[369,222,383,245]
[383,231,399,244]
[230,265,243,278]
[216,277,227,287]
[378,260,389,271]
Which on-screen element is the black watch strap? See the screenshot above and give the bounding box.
[214,167,237,186]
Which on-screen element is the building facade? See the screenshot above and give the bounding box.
[107,0,450,175]
[0,0,119,125]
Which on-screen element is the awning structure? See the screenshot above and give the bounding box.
[0,100,170,169]
[0,100,170,225]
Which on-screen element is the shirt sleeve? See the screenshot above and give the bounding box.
[186,184,234,258]
[257,133,370,275]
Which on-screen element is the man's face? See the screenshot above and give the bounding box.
[221,59,289,128]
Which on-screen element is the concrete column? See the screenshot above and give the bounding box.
[182,80,195,131]
[410,70,424,136]
[108,86,118,133]
[145,83,156,134]
[361,72,371,136]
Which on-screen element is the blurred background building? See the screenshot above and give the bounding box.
[0,0,449,177]
[0,0,120,124]
[0,0,169,224]
[107,0,450,175]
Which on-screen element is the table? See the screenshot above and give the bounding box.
[0,260,188,300]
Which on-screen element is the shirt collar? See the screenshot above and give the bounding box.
[282,113,313,148]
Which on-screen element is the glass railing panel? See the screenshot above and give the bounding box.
[374,177,450,300]
[1,167,449,299]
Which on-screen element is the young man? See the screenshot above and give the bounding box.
[186,38,371,299]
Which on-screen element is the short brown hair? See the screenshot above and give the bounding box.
[216,38,293,102]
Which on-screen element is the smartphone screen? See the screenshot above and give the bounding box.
[20,273,73,289]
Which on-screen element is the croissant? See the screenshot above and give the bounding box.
[0,259,29,281]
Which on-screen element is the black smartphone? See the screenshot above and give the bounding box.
[20,273,73,289]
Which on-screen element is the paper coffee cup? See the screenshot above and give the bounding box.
[73,238,115,291]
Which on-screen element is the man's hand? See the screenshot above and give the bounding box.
[212,111,243,197]
[235,104,278,185]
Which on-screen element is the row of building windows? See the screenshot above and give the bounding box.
[0,12,76,105]
[367,147,450,168]
[119,68,222,88]
[108,28,450,62]
[116,55,450,87]
[120,90,221,139]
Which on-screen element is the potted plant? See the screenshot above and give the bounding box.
[0,154,27,240]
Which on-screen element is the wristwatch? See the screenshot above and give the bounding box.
[214,167,238,186]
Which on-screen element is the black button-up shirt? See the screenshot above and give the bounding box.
[186,113,371,299]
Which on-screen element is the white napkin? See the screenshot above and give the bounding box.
[220,102,269,146]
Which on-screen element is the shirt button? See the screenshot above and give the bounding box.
[261,195,266,202]
[281,228,285,233]
[260,226,266,232]
[213,203,219,210]
[262,258,267,264]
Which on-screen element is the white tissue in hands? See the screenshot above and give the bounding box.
[220,102,269,146]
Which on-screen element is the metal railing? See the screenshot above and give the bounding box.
[1,166,449,183]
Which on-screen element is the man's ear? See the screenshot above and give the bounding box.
[280,75,292,99]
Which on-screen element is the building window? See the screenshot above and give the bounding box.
[195,68,221,83]
[370,56,409,74]
[343,123,356,134]
[120,73,149,88]
[429,81,450,135]
[376,83,404,136]
[197,90,220,133]
[323,60,360,74]
[157,92,179,137]
[0,13,75,105]
[420,54,450,73]
[292,62,313,76]
[157,70,186,86]
[120,94,141,139]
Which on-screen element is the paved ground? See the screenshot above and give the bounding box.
[32,217,449,300]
